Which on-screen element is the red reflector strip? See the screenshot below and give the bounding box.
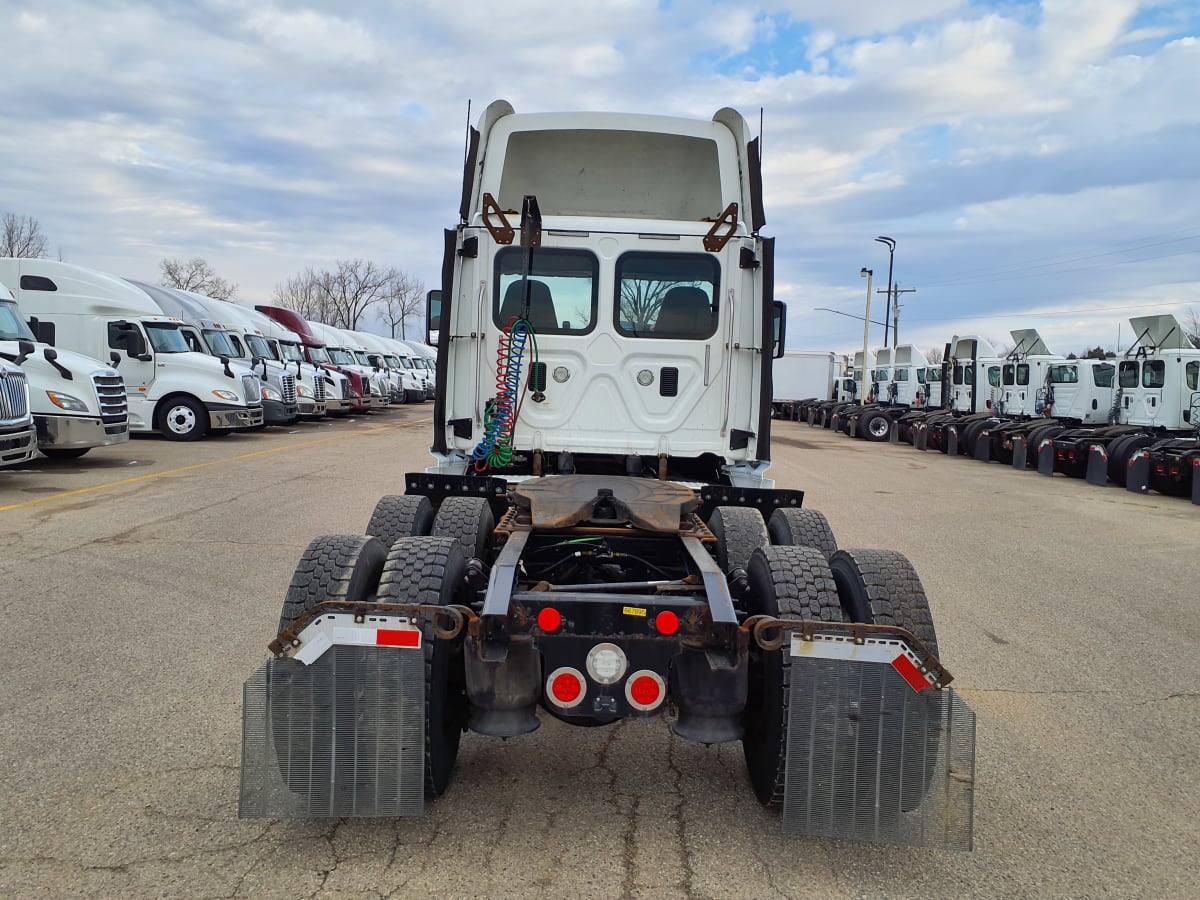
[376,629,420,648]
[891,652,932,693]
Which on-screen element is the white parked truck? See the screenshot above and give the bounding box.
[233,304,330,419]
[0,357,36,468]
[0,259,262,441]
[771,350,836,420]
[308,321,388,409]
[1,279,128,459]
[239,101,975,850]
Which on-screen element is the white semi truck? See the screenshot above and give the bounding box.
[1,279,128,459]
[308,321,388,410]
[233,304,330,419]
[239,101,975,850]
[0,357,36,468]
[0,259,262,441]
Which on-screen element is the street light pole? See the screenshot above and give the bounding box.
[875,236,895,347]
[860,267,873,400]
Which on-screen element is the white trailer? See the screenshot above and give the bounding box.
[771,350,835,420]
[1,279,128,459]
[0,259,262,441]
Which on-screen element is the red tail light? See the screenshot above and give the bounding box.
[537,607,562,633]
[654,610,680,636]
[625,670,667,711]
[546,667,585,708]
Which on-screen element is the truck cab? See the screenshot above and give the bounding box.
[235,304,329,419]
[254,306,354,415]
[432,102,782,486]
[308,323,384,410]
[0,356,36,467]
[889,345,929,407]
[1,279,128,459]
[1119,315,1200,429]
[0,259,262,441]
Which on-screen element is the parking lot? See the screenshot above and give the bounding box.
[1,412,1196,899]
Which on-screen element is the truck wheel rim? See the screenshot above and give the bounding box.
[167,406,196,434]
[870,418,889,438]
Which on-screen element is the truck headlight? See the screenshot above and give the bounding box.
[297,384,312,398]
[262,387,282,402]
[212,389,240,402]
[46,390,90,412]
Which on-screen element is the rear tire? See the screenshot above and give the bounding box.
[1110,434,1154,486]
[863,412,891,442]
[741,545,846,807]
[828,548,941,812]
[766,508,837,560]
[367,495,434,548]
[431,496,495,560]
[377,536,470,799]
[277,534,388,633]
[708,506,769,573]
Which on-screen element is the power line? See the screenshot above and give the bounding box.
[919,242,1200,289]
[905,297,1199,322]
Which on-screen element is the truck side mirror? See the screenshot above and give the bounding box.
[15,339,35,366]
[426,289,442,346]
[110,351,121,368]
[771,301,786,359]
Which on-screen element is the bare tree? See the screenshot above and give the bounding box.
[1,212,49,258]
[159,257,238,300]
[377,270,426,339]
[317,259,396,330]
[272,268,331,321]
[925,346,944,364]
[1183,307,1200,349]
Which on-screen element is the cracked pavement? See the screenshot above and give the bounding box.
[1,412,1196,898]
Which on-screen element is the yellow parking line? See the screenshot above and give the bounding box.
[0,418,432,514]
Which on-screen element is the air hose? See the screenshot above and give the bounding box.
[472,317,538,471]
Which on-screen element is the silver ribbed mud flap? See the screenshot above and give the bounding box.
[782,654,976,850]
[239,645,425,818]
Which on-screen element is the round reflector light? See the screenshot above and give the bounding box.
[537,607,562,633]
[585,642,628,685]
[546,667,586,709]
[655,610,680,636]
[625,669,667,712]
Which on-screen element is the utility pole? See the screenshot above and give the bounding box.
[888,284,916,344]
[860,268,873,400]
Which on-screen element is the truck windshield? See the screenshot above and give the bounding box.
[245,334,276,360]
[145,323,191,353]
[308,346,331,364]
[0,301,37,341]
[987,366,1000,387]
[203,329,239,358]
[1049,365,1078,383]
[615,252,719,340]
[493,247,598,335]
[354,351,372,366]
[1093,364,1115,387]
[279,342,306,362]
[894,369,909,381]
[328,348,356,365]
[1142,360,1165,388]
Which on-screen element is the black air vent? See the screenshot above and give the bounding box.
[660,367,679,397]
[20,275,57,291]
[528,362,547,393]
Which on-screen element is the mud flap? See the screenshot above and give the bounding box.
[1037,440,1055,476]
[1126,450,1151,494]
[889,419,899,444]
[782,655,975,850]
[239,645,426,818]
[914,423,928,451]
[947,426,959,457]
[1193,459,1200,506]
[1085,444,1109,486]
[1012,435,1027,469]
[973,432,991,462]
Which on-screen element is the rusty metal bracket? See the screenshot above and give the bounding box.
[742,617,953,687]
[269,601,477,656]
[481,192,515,245]
[703,203,739,252]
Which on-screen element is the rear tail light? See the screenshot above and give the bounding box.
[625,670,667,712]
[654,610,680,636]
[546,667,586,709]
[537,607,562,633]
[585,643,628,685]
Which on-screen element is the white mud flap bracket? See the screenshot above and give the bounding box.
[782,633,976,850]
[239,613,426,818]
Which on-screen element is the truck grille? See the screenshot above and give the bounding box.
[281,373,297,405]
[0,370,31,423]
[341,379,352,400]
[92,372,128,430]
[313,374,326,402]
[242,374,262,405]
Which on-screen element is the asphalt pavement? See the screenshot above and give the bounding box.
[0,411,1195,898]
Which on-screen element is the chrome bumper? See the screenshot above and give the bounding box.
[299,399,327,417]
[35,413,130,449]
[207,404,264,430]
[0,422,38,467]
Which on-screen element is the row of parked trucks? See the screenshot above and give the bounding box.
[0,258,436,468]
[791,318,1200,502]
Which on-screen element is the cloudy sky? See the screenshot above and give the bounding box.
[3,0,1198,357]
